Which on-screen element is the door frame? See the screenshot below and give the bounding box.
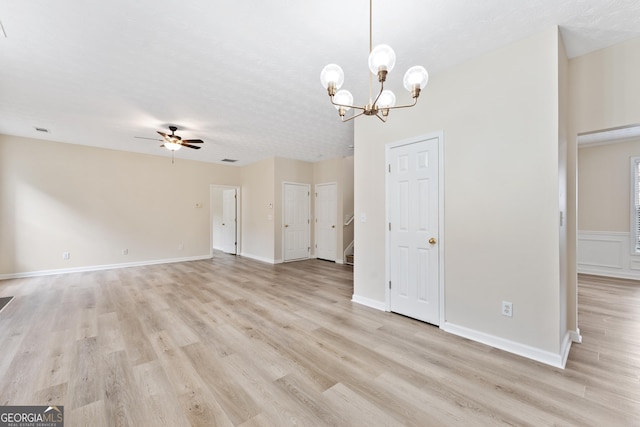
[281,182,311,262]
[315,182,338,262]
[210,184,241,256]
[384,131,445,326]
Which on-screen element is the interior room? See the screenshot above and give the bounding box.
[1,1,639,425]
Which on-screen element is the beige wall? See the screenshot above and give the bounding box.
[0,134,241,275]
[354,28,564,354]
[568,36,640,324]
[342,156,355,253]
[558,31,570,344]
[240,157,276,262]
[1,134,355,273]
[569,34,640,275]
[578,138,640,232]
[569,37,640,135]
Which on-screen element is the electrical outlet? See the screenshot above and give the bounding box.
[122,249,128,255]
[62,252,70,260]
[502,301,513,317]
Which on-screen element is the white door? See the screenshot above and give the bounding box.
[283,183,310,261]
[315,183,337,261]
[389,137,440,325]
[222,188,237,254]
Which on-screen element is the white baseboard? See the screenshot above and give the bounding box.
[570,328,582,344]
[351,294,386,311]
[559,331,573,368]
[578,231,640,280]
[239,252,276,264]
[0,255,212,280]
[441,322,570,369]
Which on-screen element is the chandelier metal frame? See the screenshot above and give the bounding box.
[320,0,429,122]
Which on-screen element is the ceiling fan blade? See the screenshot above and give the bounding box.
[135,136,163,141]
[182,139,204,144]
[181,143,201,150]
[157,131,169,138]
[160,144,166,148]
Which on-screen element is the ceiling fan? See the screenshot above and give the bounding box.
[136,126,204,151]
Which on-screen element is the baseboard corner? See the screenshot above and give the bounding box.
[351,294,386,311]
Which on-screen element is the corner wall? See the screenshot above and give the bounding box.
[240,157,276,263]
[354,28,565,362]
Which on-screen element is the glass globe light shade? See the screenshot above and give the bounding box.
[377,90,396,108]
[320,64,345,89]
[333,90,354,110]
[403,66,429,91]
[368,44,396,74]
[164,142,182,151]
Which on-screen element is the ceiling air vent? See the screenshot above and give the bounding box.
[221,159,238,163]
[34,127,49,133]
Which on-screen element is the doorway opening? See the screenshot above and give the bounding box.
[210,185,241,256]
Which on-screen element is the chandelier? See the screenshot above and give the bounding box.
[320,0,429,122]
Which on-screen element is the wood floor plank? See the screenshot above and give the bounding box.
[102,350,148,427]
[1,259,640,425]
[67,336,102,410]
[132,360,192,427]
[68,400,108,427]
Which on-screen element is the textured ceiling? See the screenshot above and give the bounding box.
[1,0,639,166]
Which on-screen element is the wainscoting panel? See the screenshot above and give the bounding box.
[577,231,640,280]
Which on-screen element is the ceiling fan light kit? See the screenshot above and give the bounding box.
[320,0,429,122]
[136,125,205,162]
[155,125,204,151]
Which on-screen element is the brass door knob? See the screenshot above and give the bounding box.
[285,224,289,228]
[331,225,336,228]
[429,237,437,244]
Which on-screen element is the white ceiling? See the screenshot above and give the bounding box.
[1,0,639,166]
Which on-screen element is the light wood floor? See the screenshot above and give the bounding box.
[0,256,638,426]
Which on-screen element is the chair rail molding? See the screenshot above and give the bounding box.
[577,230,640,280]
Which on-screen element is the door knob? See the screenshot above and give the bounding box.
[285,224,289,228]
[222,223,225,226]
[331,225,336,228]
[429,237,437,245]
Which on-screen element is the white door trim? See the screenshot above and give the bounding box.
[385,131,445,326]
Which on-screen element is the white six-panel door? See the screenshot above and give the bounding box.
[222,188,237,254]
[315,183,337,261]
[389,137,440,325]
[283,183,310,261]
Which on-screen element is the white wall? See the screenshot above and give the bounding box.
[354,28,567,364]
